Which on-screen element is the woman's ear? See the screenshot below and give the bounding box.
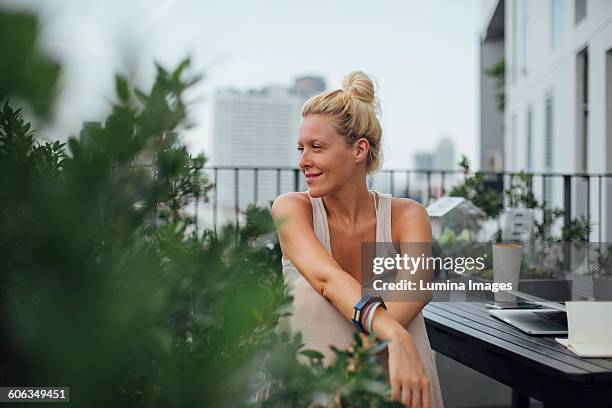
[353,138,370,166]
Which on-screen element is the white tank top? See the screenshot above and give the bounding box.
[279,190,444,407]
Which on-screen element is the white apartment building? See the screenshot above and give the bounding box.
[210,79,325,224]
[480,0,612,240]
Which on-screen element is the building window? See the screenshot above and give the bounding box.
[577,47,589,172]
[575,0,586,24]
[545,95,554,170]
[521,0,529,75]
[526,106,533,171]
[551,0,563,49]
[544,94,554,207]
[511,0,517,84]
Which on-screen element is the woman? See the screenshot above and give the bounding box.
[272,71,443,408]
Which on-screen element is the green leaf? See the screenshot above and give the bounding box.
[115,74,130,102]
[299,349,325,360]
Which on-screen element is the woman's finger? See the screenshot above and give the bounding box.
[422,380,431,408]
[390,379,401,402]
[400,385,411,407]
[411,384,421,408]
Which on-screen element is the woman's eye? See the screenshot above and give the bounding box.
[297,146,304,152]
[312,145,321,150]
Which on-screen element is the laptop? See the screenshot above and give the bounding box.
[488,290,568,335]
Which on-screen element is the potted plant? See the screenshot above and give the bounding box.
[590,245,612,300]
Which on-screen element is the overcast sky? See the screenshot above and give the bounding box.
[4,0,482,169]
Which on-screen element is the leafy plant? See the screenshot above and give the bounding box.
[259,333,400,408]
[503,173,592,244]
[0,8,399,407]
[449,155,503,219]
[505,172,538,209]
[0,11,60,118]
[590,244,612,278]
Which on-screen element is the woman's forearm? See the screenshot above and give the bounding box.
[320,268,367,321]
[321,268,421,338]
[385,299,431,328]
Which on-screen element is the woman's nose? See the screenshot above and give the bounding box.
[299,150,311,170]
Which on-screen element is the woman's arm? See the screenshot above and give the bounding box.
[272,193,432,332]
[273,192,431,407]
[273,192,409,339]
[383,199,434,327]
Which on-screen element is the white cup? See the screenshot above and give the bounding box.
[493,243,523,302]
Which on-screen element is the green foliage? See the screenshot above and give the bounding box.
[449,155,503,219]
[0,9,398,407]
[590,244,612,278]
[0,11,60,118]
[260,332,400,408]
[505,172,538,209]
[504,174,591,244]
[503,175,592,277]
[561,215,592,244]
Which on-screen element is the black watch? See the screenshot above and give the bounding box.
[352,294,386,333]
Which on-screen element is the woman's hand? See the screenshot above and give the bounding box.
[386,329,431,408]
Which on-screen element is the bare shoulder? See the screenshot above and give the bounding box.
[391,197,429,221]
[271,192,312,226]
[390,197,431,241]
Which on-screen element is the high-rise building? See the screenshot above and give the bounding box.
[211,77,326,219]
[414,152,435,171]
[293,76,326,99]
[434,137,456,171]
[411,138,456,202]
[212,87,302,168]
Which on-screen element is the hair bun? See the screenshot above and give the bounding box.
[341,71,376,104]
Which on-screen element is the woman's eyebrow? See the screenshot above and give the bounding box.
[305,139,326,145]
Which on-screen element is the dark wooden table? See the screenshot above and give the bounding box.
[423,301,612,408]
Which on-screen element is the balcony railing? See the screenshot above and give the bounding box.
[195,166,612,242]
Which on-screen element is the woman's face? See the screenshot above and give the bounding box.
[297,114,361,197]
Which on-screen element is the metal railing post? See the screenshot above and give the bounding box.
[234,168,239,229]
[253,168,258,204]
[293,168,300,192]
[563,175,572,230]
[585,175,591,241]
[542,174,548,238]
[213,168,218,236]
[599,175,603,243]
[441,171,446,197]
[426,171,431,204]
[405,171,410,198]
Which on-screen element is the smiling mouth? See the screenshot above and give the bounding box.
[304,173,322,183]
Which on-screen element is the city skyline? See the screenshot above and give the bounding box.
[2,0,481,170]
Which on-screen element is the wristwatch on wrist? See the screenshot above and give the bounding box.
[352,294,386,333]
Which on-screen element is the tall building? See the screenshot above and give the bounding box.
[411,138,456,202]
[480,0,612,239]
[413,138,456,173]
[434,137,456,171]
[211,77,326,217]
[414,152,435,171]
[293,76,326,99]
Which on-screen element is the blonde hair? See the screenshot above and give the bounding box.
[301,71,383,174]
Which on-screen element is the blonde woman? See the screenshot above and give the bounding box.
[272,71,443,408]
